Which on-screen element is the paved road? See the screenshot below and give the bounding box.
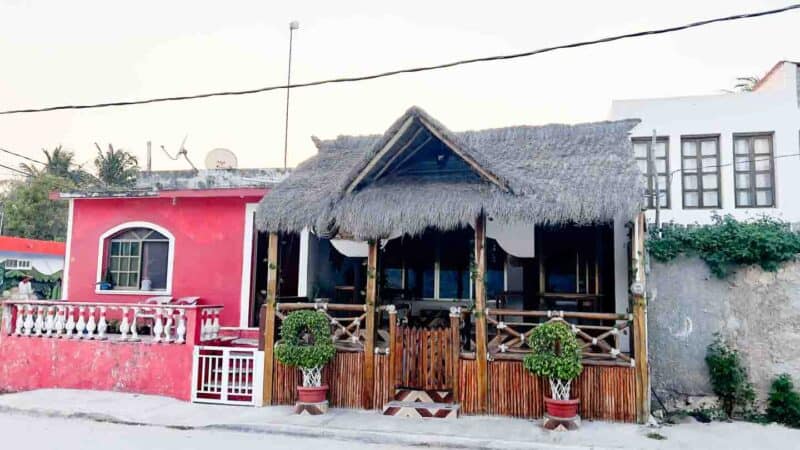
[0,412,426,450]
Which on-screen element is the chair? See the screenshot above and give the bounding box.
[135,296,173,336]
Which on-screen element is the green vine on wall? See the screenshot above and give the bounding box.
[648,215,800,278]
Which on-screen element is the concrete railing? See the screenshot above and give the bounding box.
[1,300,222,345]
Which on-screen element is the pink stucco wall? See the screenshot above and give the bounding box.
[66,195,263,327]
[0,308,206,400]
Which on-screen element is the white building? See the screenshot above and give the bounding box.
[610,61,800,225]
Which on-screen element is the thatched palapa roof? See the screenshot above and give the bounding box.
[256,106,643,239]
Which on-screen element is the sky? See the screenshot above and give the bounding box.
[0,0,798,178]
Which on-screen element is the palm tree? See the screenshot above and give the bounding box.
[94,143,139,188]
[19,146,87,183]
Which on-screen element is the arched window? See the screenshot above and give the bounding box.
[97,223,174,293]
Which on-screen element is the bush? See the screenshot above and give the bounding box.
[648,215,800,278]
[766,374,800,428]
[523,320,582,382]
[705,335,755,418]
[274,310,335,370]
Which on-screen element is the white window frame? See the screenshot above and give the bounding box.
[95,221,175,295]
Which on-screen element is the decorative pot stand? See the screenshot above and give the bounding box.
[542,414,581,431]
[294,400,329,415]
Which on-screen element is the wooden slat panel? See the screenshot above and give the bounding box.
[482,360,636,422]
[396,325,452,390]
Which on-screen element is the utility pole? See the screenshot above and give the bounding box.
[283,21,300,172]
[146,141,152,172]
[648,129,661,229]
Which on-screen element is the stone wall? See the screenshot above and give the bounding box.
[649,257,800,408]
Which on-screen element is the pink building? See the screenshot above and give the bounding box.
[0,169,283,402]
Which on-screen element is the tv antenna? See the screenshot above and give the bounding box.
[160,134,197,171]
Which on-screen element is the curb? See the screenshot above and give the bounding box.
[0,405,612,450]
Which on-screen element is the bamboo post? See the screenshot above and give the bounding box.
[387,305,398,392]
[449,307,461,402]
[474,213,489,413]
[631,213,651,423]
[261,232,279,406]
[363,239,379,409]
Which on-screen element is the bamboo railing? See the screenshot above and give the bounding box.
[485,308,634,366]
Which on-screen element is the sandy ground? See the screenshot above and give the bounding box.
[1,389,799,449]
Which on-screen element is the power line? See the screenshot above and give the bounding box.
[0,147,45,165]
[0,162,29,176]
[1,3,799,116]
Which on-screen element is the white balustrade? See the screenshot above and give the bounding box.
[15,305,24,336]
[152,308,164,343]
[175,309,186,344]
[85,306,97,339]
[119,307,130,341]
[162,308,173,343]
[23,305,35,336]
[64,306,75,338]
[44,306,55,337]
[33,306,44,336]
[75,307,87,338]
[97,306,107,340]
[54,306,65,337]
[2,301,222,346]
[130,307,140,341]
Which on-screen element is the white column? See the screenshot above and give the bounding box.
[152,308,164,343]
[96,306,108,340]
[298,227,310,298]
[175,309,186,344]
[64,306,75,338]
[54,305,65,337]
[119,307,130,341]
[162,308,173,343]
[85,306,97,339]
[14,305,24,336]
[75,306,86,339]
[23,305,35,336]
[34,306,44,336]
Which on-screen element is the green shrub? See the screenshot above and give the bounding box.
[523,320,582,382]
[766,374,800,428]
[648,215,800,278]
[274,310,335,370]
[705,335,755,418]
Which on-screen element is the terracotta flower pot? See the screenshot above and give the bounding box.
[544,397,580,419]
[297,385,328,403]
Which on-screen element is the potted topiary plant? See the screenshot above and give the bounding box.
[523,320,583,420]
[274,310,336,406]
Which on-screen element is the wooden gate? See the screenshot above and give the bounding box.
[395,325,454,390]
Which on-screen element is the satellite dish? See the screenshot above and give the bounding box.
[204,148,238,170]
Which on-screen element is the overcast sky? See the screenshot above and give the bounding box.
[0,0,797,178]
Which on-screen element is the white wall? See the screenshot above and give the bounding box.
[0,251,64,275]
[610,62,800,224]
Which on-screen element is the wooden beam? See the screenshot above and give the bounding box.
[371,127,425,182]
[362,240,379,409]
[418,117,510,193]
[474,213,489,413]
[386,136,432,177]
[449,307,461,402]
[388,306,398,393]
[261,232,279,406]
[631,213,651,424]
[345,117,414,194]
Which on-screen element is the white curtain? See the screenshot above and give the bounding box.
[486,221,535,258]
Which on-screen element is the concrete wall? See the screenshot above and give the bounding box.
[610,61,800,224]
[649,256,800,407]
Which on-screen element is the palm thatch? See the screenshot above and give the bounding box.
[257,106,643,239]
